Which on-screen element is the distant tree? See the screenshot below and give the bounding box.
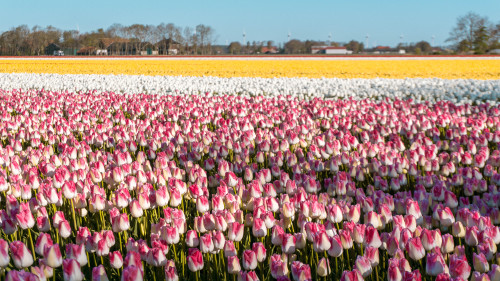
[183,27,195,54]
[304,40,323,54]
[195,24,215,55]
[228,41,242,54]
[267,40,274,48]
[447,12,491,52]
[473,26,490,54]
[345,40,362,53]
[457,39,470,53]
[415,41,432,54]
[284,39,305,54]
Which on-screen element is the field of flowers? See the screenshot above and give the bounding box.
[1,57,500,281]
[0,58,499,79]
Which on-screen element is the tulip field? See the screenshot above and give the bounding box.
[1,56,500,281]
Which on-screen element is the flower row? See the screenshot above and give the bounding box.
[0,58,498,79]
[0,73,499,104]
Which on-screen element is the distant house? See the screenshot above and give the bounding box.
[489,49,500,54]
[156,38,180,55]
[367,46,404,54]
[139,42,156,55]
[261,46,278,54]
[311,46,352,55]
[45,43,61,55]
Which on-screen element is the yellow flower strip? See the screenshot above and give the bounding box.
[0,59,498,79]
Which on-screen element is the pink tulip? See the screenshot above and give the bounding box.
[388,261,403,281]
[489,264,500,281]
[92,265,108,281]
[185,230,199,248]
[187,249,204,272]
[165,264,178,281]
[58,219,72,238]
[224,240,237,257]
[355,255,373,277]
[282,233,296,254]
[364,226,382,248]
[242,250,257,271]
[0,239,9,267]
[402,270,422,281]
[228,255,241,274]
[228,222,244,242]
[473,253,489,273]
[441,233,454,254]
[317,257,331,277]
[291,261,312,281]
[200,233,214,253]
[252,242,266,263]
[328,235,343,257]
[449,255,471,280]
[35,233,54,256]
[9,241,33,269]
[343,268,365,281]
[5,270,39,281]
[239,271,259,281]
[146,247,167,267]
[121,266,143,281]
[405,237,425,261]
[63,259,84,281]
[252,218,267,238]
[65,243,87,267]
[425,252,447,276]
[44,244,63,268]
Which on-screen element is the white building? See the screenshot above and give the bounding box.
[311,46,352,55]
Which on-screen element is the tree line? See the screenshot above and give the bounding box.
[0,23,216,56]
[0,12,498,56]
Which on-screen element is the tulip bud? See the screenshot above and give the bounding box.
[165,264,178,281]
[252,242,266,263]
[317,257,331,277]
[58,219,72,238]
[473,253,489,273]
[110,251,123,269]
[242,250,257,271]
[9,241,33,269]
[66,243,87,266]
[449,255,471,280]
[121,266,143,281]
[44,244,63,268]
[425,252,447,276]
[92,265,109,281]
[63,259,84,281]
[0,239,9,268]
[405,237,425,261]
[228,255,241,274]
[187,249,204,272]
[185,230,199,248]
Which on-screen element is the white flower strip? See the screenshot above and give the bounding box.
[0,72,499,104]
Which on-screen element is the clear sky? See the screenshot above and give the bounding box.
[1,0,498,47]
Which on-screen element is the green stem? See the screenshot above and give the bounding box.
[28,229,36,263]
[71,199,78,232]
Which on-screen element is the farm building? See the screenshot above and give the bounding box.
[156,38,181,55]
[311,46,352,55]
[44,43,61,55]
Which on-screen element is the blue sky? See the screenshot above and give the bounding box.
[1,0,498,47]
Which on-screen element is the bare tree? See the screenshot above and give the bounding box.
[195,24,215,54]
[128,24,147,53]
[447,12,490,50]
